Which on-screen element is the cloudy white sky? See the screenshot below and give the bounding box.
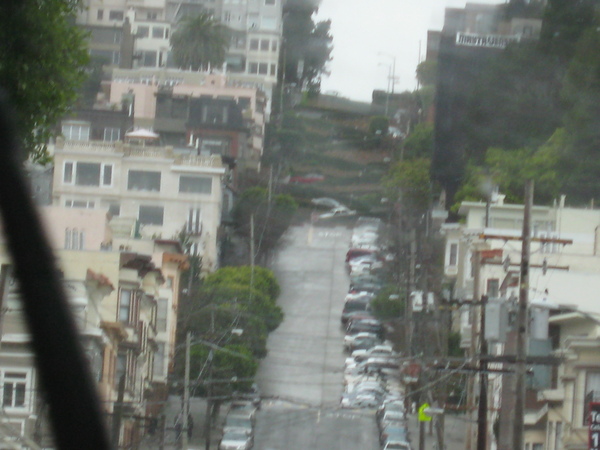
[315,0,503,102]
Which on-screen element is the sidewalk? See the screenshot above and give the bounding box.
[141,395,224,449]
[405,412,468,450]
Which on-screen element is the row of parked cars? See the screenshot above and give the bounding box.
[218,388,262,450]
[340,218,413,449]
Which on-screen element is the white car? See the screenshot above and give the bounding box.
[319,206,357,220]
[343,331,379,349]
[311,197,342,209]
[219,430,253,450]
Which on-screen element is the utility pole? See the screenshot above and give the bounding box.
[182,331,191,450]
[204,350,214,450]
[466,247,482,450]
[407,229,416,355]
[477,295,488,450]
[250,214,255,291]
[513,180,533,449]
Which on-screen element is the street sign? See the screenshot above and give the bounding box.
[590,402,600,449]
[418,403,432,422]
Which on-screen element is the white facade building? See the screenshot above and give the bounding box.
[51,138,226,271]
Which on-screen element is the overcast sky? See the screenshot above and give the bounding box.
[314,0,503,102]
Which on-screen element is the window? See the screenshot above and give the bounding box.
[64,162,113,187]
[260,39,270,51]
[115,351,136,392]
[157,299,168,332]
[265,0,275,4]
[103,165,113,186]
[152,27,165,39]
[65,200,95,209]
[97,9,104,20]
[109,10,124,21]
[136,26,149,38]
[147,12,158,20]
[272,40,278,52]
[128,170,161,191]
[449,243,458,266]
[108,203,120,217]
[487,279,499,298]
[261,16,277,31]
[258,63,268,75]
[270,64,277,76]
[62,122,90,141]
[64,162,73,183]
[187,208,202,234]
[179,176,212,194]
[103,127,121,142]
[77,162,101,186]
[249,39,259,51]
[64,228,85,250]
[138,205,164,226]
[585,372,600,425]
[153,343,165,377]
[90,49,120,65]
[118,289,140,324]
[2,372,27,409]
[141,51,157,67]
[248,62,258,74]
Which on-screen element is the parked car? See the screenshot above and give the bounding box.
[223,416,253,436]
[319,206,356,220]
[346,318,384,338]
[341,298,371,324]
[381,438,412,450]
[311,197,342,209]
[344,331,380,351]
[227,400,257,422]
[346,248,377,263]
[219,430,254,450]
[380,424,410,446]
[377,399,406,420]
[235,383,261,409]
[377,411,406,432]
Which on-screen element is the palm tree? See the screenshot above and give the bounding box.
[170,13,230,71]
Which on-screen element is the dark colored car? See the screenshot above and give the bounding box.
[341,299,371,324]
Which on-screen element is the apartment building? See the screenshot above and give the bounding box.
[77,0,282,113]
[51,137,226,271]
[108,69,266,173]
[0,207,187,446]
[441,195,600,449]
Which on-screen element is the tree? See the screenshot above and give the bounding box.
[170,13,230,71]
[369,116,389,136]
[233,187,298,259]
[0,0,89,159]
[203,266,281,302]
[382,158,432,217]
[416,60,437,87]
[402,123,434,159]
[281,2,333,95]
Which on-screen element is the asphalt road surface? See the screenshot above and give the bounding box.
[254,221,380,449]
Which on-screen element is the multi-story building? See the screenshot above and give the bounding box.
[50,136,226,272]
[441,195,600,449]
[77,0,282,113]
[108,69,267,173]
[0,206,187,446]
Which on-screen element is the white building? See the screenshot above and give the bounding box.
[51,138,226,271]
[442,195,600,450]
